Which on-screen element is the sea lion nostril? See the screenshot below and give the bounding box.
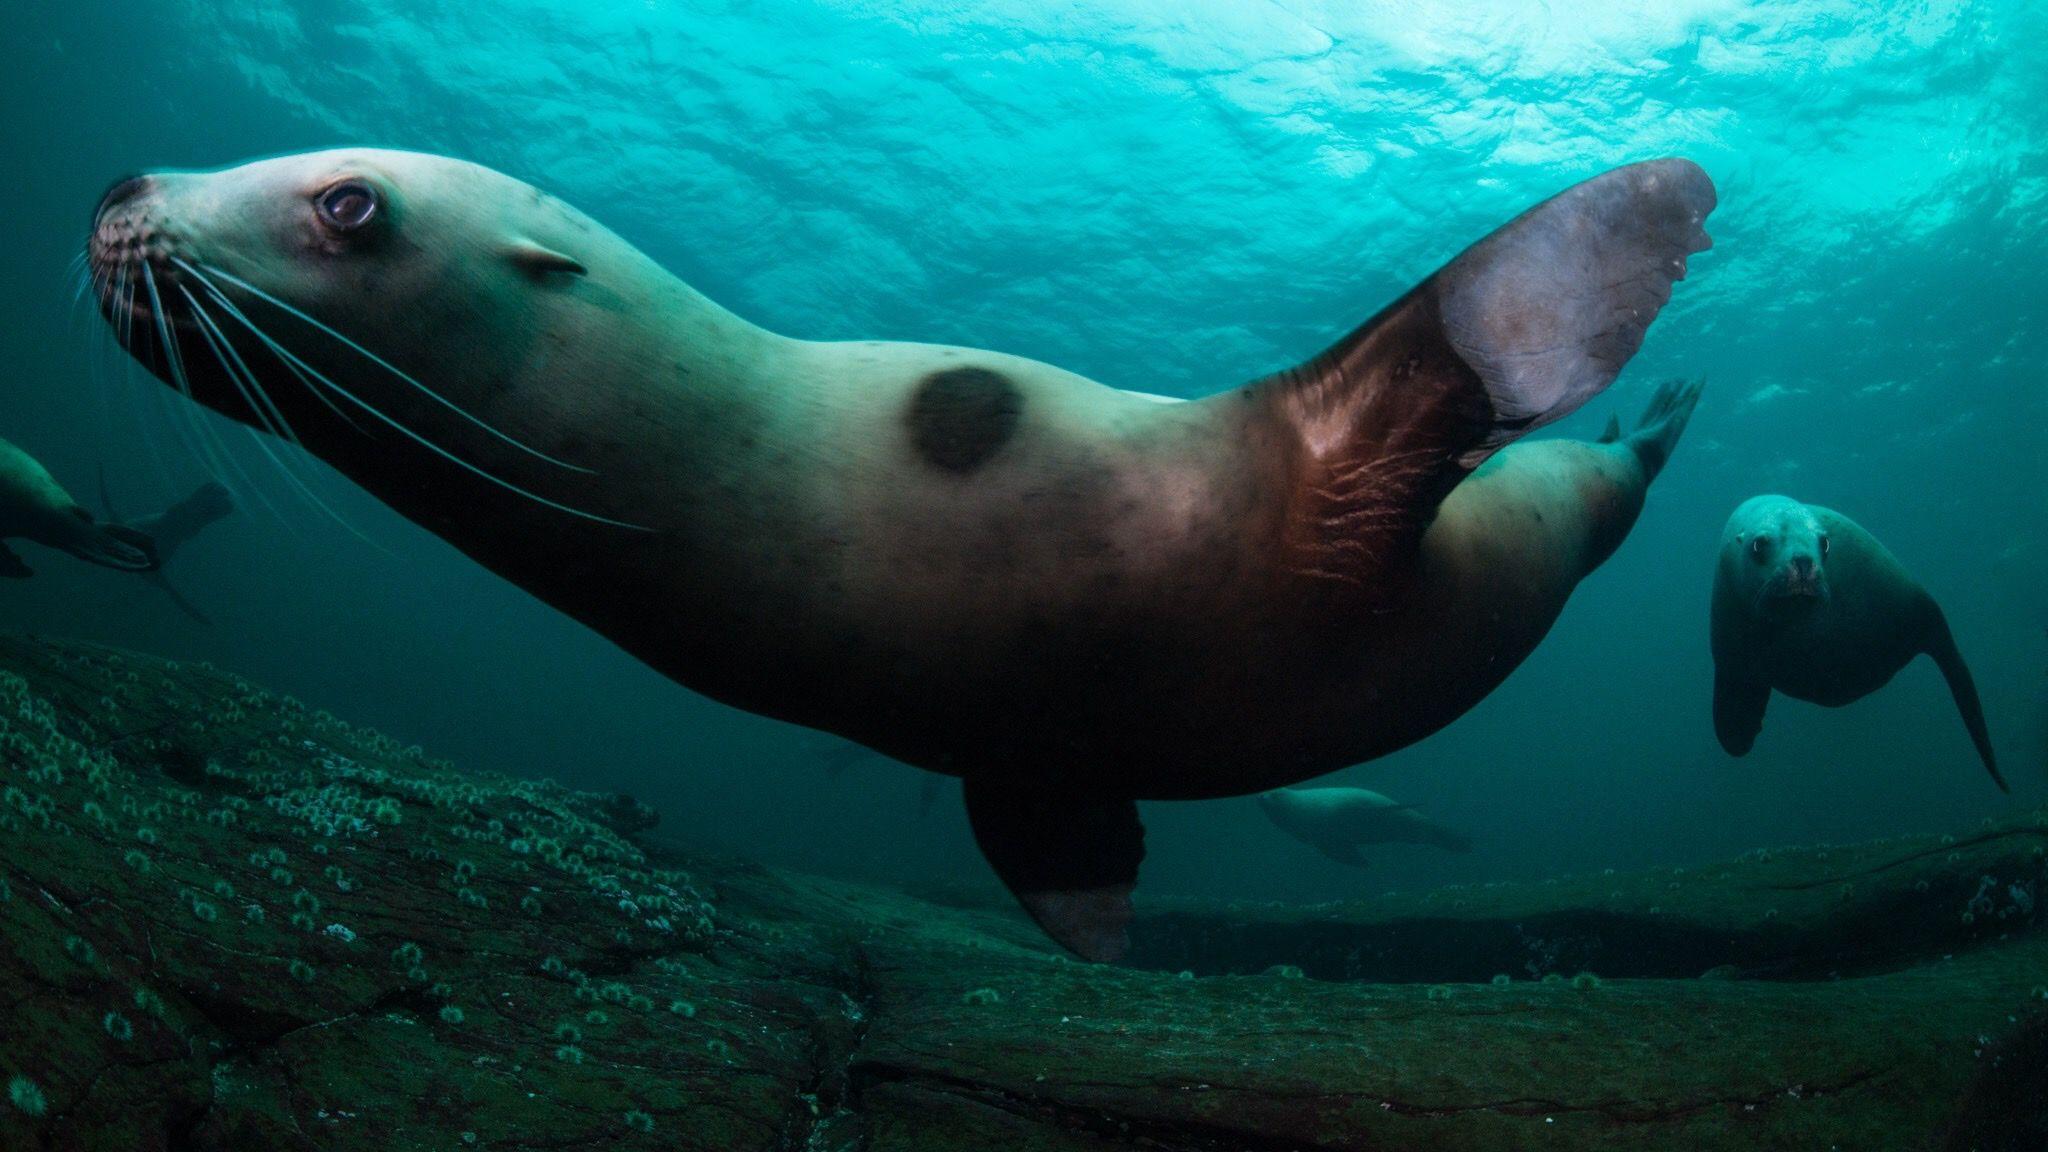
[95,175,150,227]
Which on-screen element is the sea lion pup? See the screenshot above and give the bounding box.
[88,151,1714,960]
[1257,786,1472,866]
[1711,495,2006,792]
[98,470,235,625]
[0,437,156,577]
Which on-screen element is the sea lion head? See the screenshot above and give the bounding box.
[86,149,639,525]
[1724,495,1831,617]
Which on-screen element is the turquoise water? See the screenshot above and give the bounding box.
[0,0,2043,905]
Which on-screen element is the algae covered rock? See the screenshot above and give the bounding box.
[0,636,776,1151]
[3,633,2047,1150]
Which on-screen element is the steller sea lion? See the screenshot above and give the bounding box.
[1711,494,2005,792]
[88,150,1714,959]
[1257,786,1473,866]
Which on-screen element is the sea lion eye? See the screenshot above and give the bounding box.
[317,182,379,231]
[1749,537,1767,560]
[1818,536,1829,557]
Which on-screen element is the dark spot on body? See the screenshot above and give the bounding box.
[907,367,1022,474]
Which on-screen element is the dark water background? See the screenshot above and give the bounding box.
[1,0,2042,907]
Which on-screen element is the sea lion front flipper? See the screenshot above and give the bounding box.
[0,543,31,579]
[963,779,1143,963]
[1921,602,2007,793]
[1258,159,1714,594]
[1713,668,1770,757]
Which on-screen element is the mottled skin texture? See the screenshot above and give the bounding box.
[1257,786,1473,867]
[90,150,1713,958]
[1711,495,2005,792]
[0,436,154,577]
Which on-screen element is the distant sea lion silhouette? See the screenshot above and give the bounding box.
[97,469,234,625]
[1257,786,1472,866]
[0,437,155,577]
[89,150,1713,960]
[1711,495,2005,792]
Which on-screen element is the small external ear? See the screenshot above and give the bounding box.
[505,239,587,279]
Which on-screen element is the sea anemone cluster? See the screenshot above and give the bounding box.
[0,641,723,1127]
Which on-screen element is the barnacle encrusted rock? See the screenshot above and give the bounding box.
[1,633,2045,1151]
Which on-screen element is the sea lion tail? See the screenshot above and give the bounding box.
[1625,378,1706,480]
[1923,604,2008,793]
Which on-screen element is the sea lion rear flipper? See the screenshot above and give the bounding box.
[0,544,31,579]
[150,572,218,628]
[1922,603,2007,793]
[963,779,1142,963]
[1713,668,1769,757]
[1596,415,1624,444]
[1257,159,1714,593]
[1624,378,1706,479]
[153,482,235,559]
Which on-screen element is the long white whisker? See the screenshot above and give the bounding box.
[171,272,648,530]
[179,285,394,550]
[178,283,302,447]
[168,312,298,531]
[187,282,395,545]
[183,259,594,475]
[114,264,132,350]
[180,266,368,436]
[232,425,399,556]
[141,262,280,525]
[80,262,170,495]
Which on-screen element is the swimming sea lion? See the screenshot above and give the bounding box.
[0,437,156,577]
[1711,495,2005,792]
[98,470,234,625]
[1257,786,1472,866]
[88,150,1714,960]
